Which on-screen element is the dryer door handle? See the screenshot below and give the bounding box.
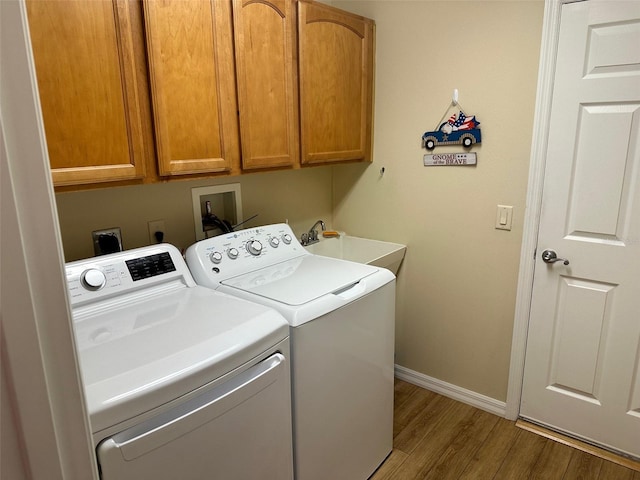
[102,353,286,461]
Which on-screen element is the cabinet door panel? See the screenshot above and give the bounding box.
[144,0,239,176]
[298,1,374,164]
[233,0,298,170]
[27,0,147,186]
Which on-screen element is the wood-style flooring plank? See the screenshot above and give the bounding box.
[392,383,439,439]
[390,400,476,478]
[564,449,604,479]
[597,460,638,480]
[527,439,574,480]
[393,378,419,410]
[490,426,548,478]
[370,449,409,480]
[458,417,521,480]
[393,393,457,454]
[422,408,501,480]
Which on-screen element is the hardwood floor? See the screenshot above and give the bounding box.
[371,379,640,480]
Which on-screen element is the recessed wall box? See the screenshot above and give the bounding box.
[92,228,123,255]
[191,184,243,240]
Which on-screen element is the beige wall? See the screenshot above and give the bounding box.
[56,167,333,261]
[331,0,544,401]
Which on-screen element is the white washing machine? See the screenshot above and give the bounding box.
[65,244,293,480]
[185,224,395,480]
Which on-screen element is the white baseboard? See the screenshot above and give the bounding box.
[394,365,507,417]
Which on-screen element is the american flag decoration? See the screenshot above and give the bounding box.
[450,111,479,131]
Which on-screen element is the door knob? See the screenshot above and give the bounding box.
[541,249,569,265]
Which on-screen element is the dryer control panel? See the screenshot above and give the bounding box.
[185,223,308,287]
[66,244,195,308]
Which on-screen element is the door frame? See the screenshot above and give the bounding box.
[505,0,584,421]
[1,0,98,477]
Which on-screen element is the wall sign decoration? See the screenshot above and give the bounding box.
[421,89,482,151]
[423,152,477,166]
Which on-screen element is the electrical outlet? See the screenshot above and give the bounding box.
[148,220,166,244]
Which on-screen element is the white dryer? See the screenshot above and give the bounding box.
[185,224,395,480]
[65,244,293,480]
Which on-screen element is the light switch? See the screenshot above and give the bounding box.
[495,205,513,231]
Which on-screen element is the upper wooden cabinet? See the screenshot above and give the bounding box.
[27,0,375,188]
[298,1,375,165]
[143,0,240,176]
[26,0,148,186]
[233,0,299,170]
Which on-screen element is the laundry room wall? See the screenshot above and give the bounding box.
[55,0,545,406]
[56,167,333,261]
[330,0,544,402]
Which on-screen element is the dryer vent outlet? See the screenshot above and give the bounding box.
[92,228,123,256]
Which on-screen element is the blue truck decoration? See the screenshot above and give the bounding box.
[422,111,481,150]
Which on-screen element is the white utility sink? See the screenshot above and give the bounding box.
[304,234,406,275]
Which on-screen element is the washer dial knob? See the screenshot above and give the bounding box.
[269,237,280,248]
[209,251,223,264]
[81,269,106,291]
[246,240,263,256]
[282,233,292,245]
[227,248,239,259]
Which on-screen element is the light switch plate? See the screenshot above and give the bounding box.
[495,205,513,231]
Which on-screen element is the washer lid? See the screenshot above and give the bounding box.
[73,285,288,433]
[221,255,378,306]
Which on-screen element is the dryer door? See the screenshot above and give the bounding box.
[96,353,293,480]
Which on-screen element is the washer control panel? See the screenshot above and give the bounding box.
[66,244,192,307]
[185,223,308,286]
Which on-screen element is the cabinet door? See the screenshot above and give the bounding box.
[233,0,298,170]
[26,0,147,186]
[143,0,240,176]
[298,1,374,165]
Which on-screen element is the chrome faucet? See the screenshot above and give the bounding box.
[301,220,325,246]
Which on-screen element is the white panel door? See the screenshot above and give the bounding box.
[520,0,640,459]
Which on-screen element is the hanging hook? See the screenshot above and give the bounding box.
[452,88,459,106]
